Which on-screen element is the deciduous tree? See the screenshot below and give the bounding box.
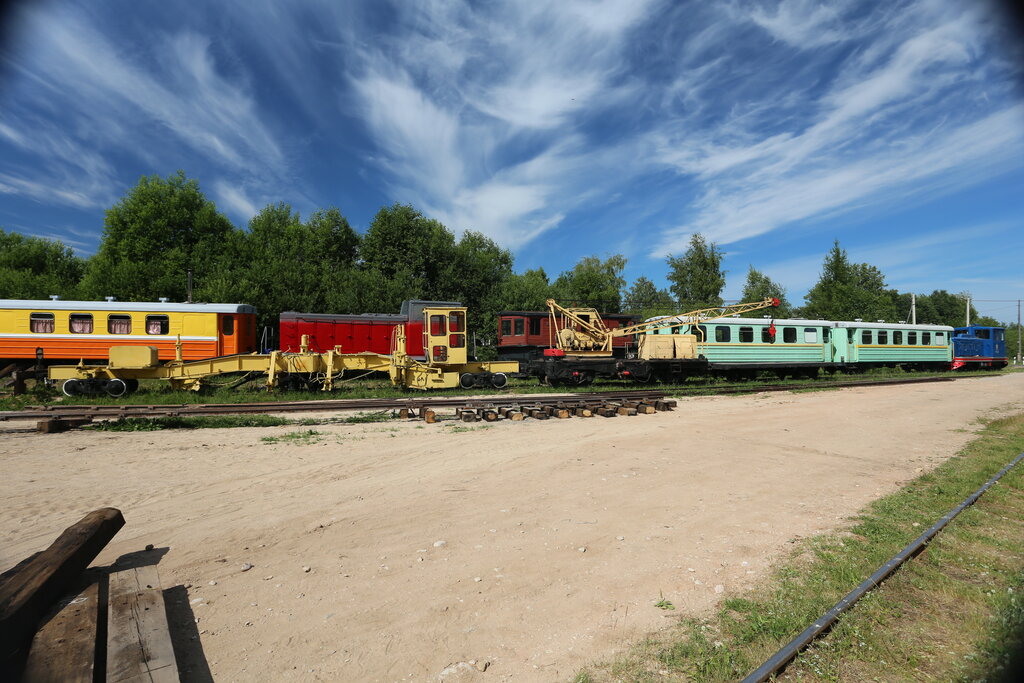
[738,266,792,317]
[0,229,84,299]
[665,233,725,311]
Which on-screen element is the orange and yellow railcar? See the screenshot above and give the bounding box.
[0,298,257,366]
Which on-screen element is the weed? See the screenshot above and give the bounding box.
[88,415,290,431]
[260,429,322,445]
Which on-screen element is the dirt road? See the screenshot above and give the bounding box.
[3,373,1022,681]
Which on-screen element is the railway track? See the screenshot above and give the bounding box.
[0,389,668,422]
[0,374,995,424]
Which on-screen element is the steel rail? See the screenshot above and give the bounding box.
[0,390,667,422]
[742,450,1024,683]
[673,375,957,396]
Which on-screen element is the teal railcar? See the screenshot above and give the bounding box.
[835,321,952,370]
[651,317,837,377]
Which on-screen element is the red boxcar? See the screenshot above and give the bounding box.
[279,300,461,357]
[496,310,639,361]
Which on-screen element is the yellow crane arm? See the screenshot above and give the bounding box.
[613,297,780,338]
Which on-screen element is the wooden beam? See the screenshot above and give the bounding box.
[21,580,100,683]
[106,565,178,683]
[0,508,125,674]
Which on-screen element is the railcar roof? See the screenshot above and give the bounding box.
[643,316,839,326]
[0,299,256,314]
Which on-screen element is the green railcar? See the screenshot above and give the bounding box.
[836,321,952,370]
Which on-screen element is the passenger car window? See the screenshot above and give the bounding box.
[513,319,524,336]
[893,331,902,344]
[147,315,169,335]
[922,332,931,345]
[529,317,541,335]
[30,312,55,333]
[222,316,234,335]
[908,332,917,344]
[783,327,796,343]
[877,331,888,344]
[761,327,774,343]
[861,330,872,344]
[108,314,132,334]
[715,326,730,342]
[739,327,753,342]
[69,313,93,334]
[804,328,818,343]
[501,320,511,336]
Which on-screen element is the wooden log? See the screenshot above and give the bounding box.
[636,404,656,414]
[597,407,617,417]
[553,408,570,419]
[481,409,499,422]
[0,508,125,674]
[21,580,100,683]
[0,362,18,379]
[508,411,525,421]
[398,407,413,419]
[574,407,593,417]
[460,410,478,422]
[36,418,93,434]
[616,406,638,416]
[106,565,178,682]
[422,408,436,424]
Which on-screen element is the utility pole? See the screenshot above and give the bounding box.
[910,293,916,324]
[965,296,970,327]
[1018,299,1022,366]
[187,269,193,304]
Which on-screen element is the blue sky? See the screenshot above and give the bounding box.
[1,0,1022,321]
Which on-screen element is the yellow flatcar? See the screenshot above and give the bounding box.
[0,298,257,368]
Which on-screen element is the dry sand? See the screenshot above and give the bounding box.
[3,373,1023,682]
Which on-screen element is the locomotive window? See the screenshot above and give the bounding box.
[908,332,917,345]
[449,333,465,348]
[739,326,753,342]
[877,331,888,344]
[430,315,446,336]
[222,316,234,335]
[994,330,1003,341]
[529,317,541,335]
[501,320,511,336]
[976,329,990,339]
[861,330,872,345]
[848,330,856,343]
[922,332,931,345]
[714,326,730,342]
[933,332,943,343]
[804,328,818,343]
[432,345,447,361]
[761,327,774,343]
[671,326,681,334]
[147,315,169,335]
[69,313,93,334]
[893,331,902,344]
[107,315,131,334]
[823,328,830,343]
[514,319,524,336]
[783,327,796,343]
[449,312,464,333]
[30,312,55,333]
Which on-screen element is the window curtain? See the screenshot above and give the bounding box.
[109,318,131,334]
[30,317,54,333]
[70,317,93,333]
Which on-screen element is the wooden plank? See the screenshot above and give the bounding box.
[0,508,124,672]
[21,581,99,683]
[106,565,178,683]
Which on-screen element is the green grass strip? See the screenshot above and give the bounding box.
[578,412,1024,682]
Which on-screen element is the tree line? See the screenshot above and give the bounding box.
[0,171,1015,357]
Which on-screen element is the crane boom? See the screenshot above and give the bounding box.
[545,297,779,355]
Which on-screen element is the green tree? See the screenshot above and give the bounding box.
[0,229,85,298]
[496,268,552,312]
[665,233,725,311]
[802,241,898,322]
[81,171,238,301]
[738,266,792,317]
[550,255,627,312]
[359,203,456,307]
[623,276,676,318]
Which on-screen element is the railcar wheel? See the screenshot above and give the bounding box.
[61,379,81,397]
[105,378,128,398]
[490,372,508,389]
[126,379,140,394]
[460,373,476,389]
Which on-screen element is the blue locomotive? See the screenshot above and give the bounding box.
[951,326,1009,370]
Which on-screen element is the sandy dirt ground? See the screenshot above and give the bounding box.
[3,373,1024,682]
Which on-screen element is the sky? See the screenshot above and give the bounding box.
[1,0,1022,322]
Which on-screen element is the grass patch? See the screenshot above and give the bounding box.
[87,415,291,431]
[260,429,323,445]
[577,413,1024,682]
